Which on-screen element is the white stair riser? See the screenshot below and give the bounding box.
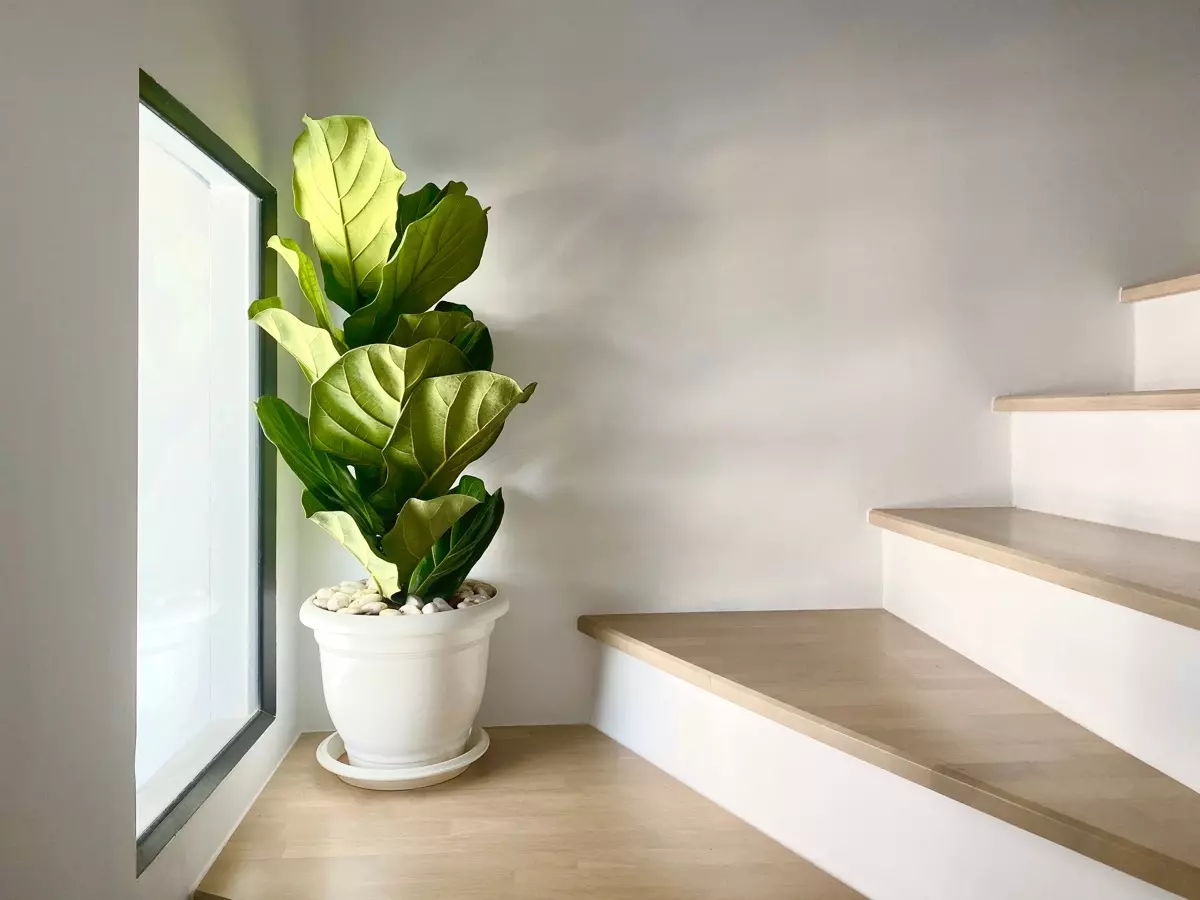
[883,532,1200,792]
[592,646,1174,900]
[1011,410,1200,541]
[1134,291,1200,390]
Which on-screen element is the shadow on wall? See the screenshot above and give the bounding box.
[300,176,705,726]
[297,0,1200,726]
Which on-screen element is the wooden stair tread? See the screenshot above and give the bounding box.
[1121,273,1200,303]
[994,389,1200,411]
[195,725,859,900]
[870,506,1200,630]
[579,610,1200,898]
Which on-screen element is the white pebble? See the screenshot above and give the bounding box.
[328,594,351,611]
[400,603,423,615]
[421,603,439,614]
[476,581,497,598]
[378,608,400,617]
[338,580,360,590]
[456,597,476,608]
[316,587,334,601]
[428,598,452,612]
[337,606,363,615]
[357,592,382,606]
[361,601,386,614]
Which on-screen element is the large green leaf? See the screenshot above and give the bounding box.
[378,372,536,511]
[342,193,488,346]
[380,494,481,590]
[447,474,489,504]
[451,321,494,371]
[309,510,400,598]
[249,297,341,383]
[301,489,328,519]
[431,301,493,370]
[292,115,406,313]
[267,235,344,348]
[412,476,487,582]
[394,181,468,251]
[409,478,504,597]
[354,465,384,499]
[387,309,493,371]
[387,310,474,346]
[255,397,382,535]
[309,341,471,467]
[395,183,438,244]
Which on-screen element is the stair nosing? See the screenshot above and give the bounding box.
[579,613,1200,897]
[994,389,1200,411]
[582,613,1200,896]
[869,507,1200,631]
[1121,272,1200,303]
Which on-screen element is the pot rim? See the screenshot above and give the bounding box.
[299,592,509,636]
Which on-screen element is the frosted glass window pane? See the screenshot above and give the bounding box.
[136,103,260,836]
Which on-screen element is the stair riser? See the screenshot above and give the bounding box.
[591,645,1176,900]
[1011,410,1200,541]
[1134,291,1200,390]
[883,532,1200,792]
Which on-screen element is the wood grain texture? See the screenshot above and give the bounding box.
[195,726,859,900]
[1122,273,1200,303]
[994,389,1200,411]
[579,610,1200,899]
[870,506,1200,630]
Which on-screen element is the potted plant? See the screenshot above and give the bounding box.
[251,115,535,786]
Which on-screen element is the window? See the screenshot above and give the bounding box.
[136,71,277,874]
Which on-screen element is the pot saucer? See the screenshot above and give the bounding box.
[315,728,490,791]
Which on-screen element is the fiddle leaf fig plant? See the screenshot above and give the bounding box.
[253,114,535,605]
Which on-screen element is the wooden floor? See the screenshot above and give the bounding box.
[580,610,1200,899]
[870,505,1200,630]
[196,726,859,900]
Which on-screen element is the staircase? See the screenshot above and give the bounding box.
[197,275,1200,898]
[580,273,1200,899]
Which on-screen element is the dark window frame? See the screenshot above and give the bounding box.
[136,69,278,876]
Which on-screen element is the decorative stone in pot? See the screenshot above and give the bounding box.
[299,579,506,784]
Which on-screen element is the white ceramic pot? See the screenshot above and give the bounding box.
[300,594,509,769]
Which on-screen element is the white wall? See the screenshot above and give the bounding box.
[1133,290,1200,390]
[0,1,307,898]
[299,0,1200,726]
[0,4,138,896]
[136,3,311,897]
[1011,410,1200,542]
